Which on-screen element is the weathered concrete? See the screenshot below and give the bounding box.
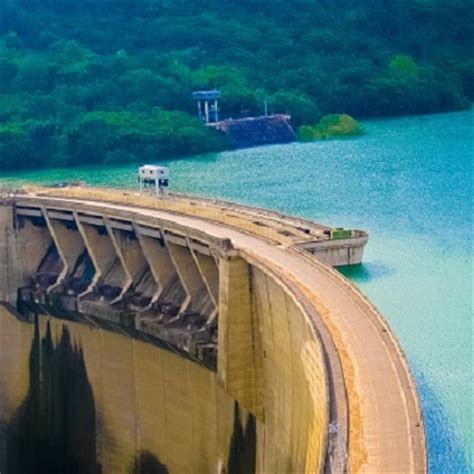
[165,232,213,317]
[217,256,264,419]
[189,240,219,322]
[0,204,22,303]
[108,222,156,304]
[0,305,243,474]
[21,186,369,267]
[77,215,126,293]
[44,209,85,292]
[300,234,367,267]
[0,188,426,474]
[0,202,59,302]
[134,224,180,306]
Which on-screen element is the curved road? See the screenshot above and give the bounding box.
[24,195,426,473]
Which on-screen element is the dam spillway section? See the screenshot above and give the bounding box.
[0,186,426,473]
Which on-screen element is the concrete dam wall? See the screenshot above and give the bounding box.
[0,188,427,473]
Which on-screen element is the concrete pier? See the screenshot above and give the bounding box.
[0,187,426,473]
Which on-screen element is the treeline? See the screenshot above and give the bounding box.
[0,0,472,170]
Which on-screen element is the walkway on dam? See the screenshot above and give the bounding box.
[21,195,426,473]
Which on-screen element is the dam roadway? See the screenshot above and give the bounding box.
[0,188,426,473]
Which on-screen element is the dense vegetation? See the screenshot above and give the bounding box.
[0,0,472,170]
[299,114,363,141]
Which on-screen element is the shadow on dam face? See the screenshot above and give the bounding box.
[6,316,101,474]
[0,306,257,474]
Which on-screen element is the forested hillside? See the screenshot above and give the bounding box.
[0,0,472,170]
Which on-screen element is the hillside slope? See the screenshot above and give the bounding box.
[0,0,472,169]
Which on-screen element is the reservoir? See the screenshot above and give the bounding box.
[1,109,472,472]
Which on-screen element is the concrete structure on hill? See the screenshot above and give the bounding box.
[192,89,296,147]
[0,186,426,473]
[192,89,221,124]
[211,114,296,148]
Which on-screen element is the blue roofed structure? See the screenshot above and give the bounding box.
[192,90,221,124]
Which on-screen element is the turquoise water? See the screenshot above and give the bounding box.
[1,109,472,472]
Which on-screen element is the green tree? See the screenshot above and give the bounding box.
[0,58,17,89]
[269,91,320,127]
[388,55,420,81]
[14,55,55,92]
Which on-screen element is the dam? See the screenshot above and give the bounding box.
[0,186,426,473]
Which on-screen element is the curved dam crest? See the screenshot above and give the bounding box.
[0,187,426,473]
